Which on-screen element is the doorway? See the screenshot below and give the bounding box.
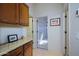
[36,16,48,50]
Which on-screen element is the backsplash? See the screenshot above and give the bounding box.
[0,27,27,44]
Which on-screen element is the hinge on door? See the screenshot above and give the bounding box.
[32,30,34,33]
[65,31,67,34]
[37,31,38,32]
[32,41,34,44]
[65,46,67,49]
[65,15,67,18]
[36,20,38,22]
[32,20,33,22]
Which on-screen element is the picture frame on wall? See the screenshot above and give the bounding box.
[50,18,60,26]
[8,34,18,43]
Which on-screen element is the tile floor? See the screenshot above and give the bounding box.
[33,48,63,56]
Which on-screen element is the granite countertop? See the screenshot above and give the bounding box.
[0,37,32,56]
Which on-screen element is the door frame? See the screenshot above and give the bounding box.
[62,12,69,56]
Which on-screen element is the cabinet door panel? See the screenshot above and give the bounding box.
[0,3,19,24]
[24,41,33,56]
[6,46,23,56]
[20,4,29,26]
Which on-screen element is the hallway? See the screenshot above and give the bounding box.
[33,48,63,56]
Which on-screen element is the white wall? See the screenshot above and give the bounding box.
[68,3,79,56]
[0,26,27,44]
[32,3,65,54]
[26,3,34,17]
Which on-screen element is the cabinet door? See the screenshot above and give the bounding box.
[24,41,33,56]
[3,46,23,56]
[0,3,19,24]
[20,4,29,26]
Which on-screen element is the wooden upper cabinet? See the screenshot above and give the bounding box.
[19,4,29,26]
[0,3,19,24]
[0,3,29,26]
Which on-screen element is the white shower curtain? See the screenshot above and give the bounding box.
[38,33,48,45]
